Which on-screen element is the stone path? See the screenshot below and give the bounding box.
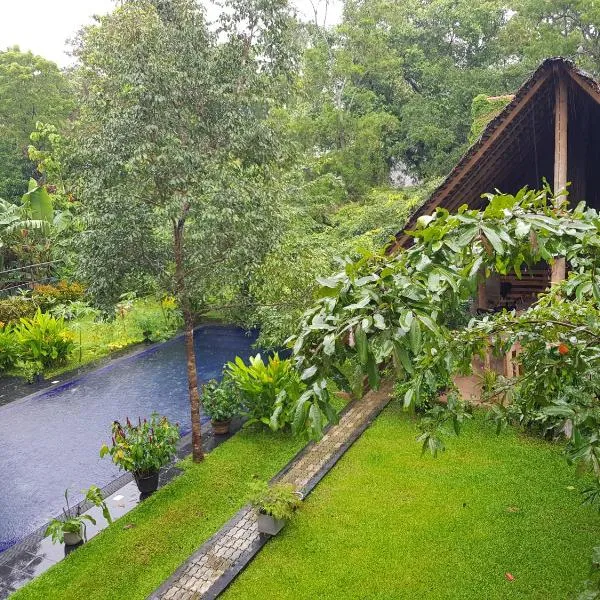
[149,382,393,600]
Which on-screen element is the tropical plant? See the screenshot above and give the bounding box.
[100,413,180,477]
[226,353,304,430]
[0,323,18,371]
[44,486,111,545]
[0,296,38,324]
[201,378,240,422]
[12,309,74,367]
[249,480,301,520]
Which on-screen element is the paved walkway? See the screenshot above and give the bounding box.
[149,382,393,600]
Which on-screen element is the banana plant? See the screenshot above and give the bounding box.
[0,179,55,248]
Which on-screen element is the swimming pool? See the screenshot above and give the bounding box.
[0,325,257,552]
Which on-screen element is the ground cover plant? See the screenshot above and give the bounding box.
[223,406,600,600]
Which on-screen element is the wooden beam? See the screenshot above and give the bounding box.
[393,72,552,250]
[552,70,568,284]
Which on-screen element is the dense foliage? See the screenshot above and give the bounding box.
[226,353,304,430]
[100,414,180,476]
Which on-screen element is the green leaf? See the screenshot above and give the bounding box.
[409,317,422,355]
[355,325,369,365]
[300,365,318,381]
[394,342,414,375]
[23,184,53,223]
[481,225,504,254]
[366,352,380,389]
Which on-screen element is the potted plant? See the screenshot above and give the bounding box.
[100,413,179,494]
[250,480,302,536]
[45,486,112,546]
[202,378,239,435]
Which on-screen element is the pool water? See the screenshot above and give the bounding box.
[0,325,257,552]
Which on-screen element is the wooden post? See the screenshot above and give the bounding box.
[477,279,487,311]
[552,71,567,284]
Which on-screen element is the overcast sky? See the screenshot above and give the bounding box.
[0,0,342,67]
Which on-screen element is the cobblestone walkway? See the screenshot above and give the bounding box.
[149,383,393,600]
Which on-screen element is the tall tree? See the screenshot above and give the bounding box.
[0,47,73,200]
[71,0,297,461]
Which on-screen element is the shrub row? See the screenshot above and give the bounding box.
[0,281,85,324]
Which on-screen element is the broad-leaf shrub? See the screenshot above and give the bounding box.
[100,413,179,477]
[13,309,75,367]
[225,353,304,430]
[0,323,19,371]
[32,281,85,310]
[0,296,38,324]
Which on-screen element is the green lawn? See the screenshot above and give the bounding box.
[223,403,600,600]
[12,428,304,600]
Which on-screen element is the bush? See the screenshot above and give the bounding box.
[0,323,19,371]
[100,413,179,477]
[201,378,240,422]
[0,296,38,324]
[249,480,301,520]
[12,309,75,367]
[225,353,304,430]
[32,281,85,310]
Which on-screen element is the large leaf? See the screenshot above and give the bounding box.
[22,184,54,223]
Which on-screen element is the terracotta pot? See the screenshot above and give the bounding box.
[211,419,231,435]
[134,470,160,494]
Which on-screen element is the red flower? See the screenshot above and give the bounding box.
[558,343,569,355]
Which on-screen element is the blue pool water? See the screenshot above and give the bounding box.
[0,326,257,552]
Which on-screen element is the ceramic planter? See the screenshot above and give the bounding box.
[257,512,286,536]
[63,525,84,546]
[211,419,231,435]
[134,470,160,494]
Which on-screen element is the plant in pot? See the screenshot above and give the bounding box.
[100,413,179,495]
[202,377,240,435]
[45,486,112,546]
[250,480,302,536]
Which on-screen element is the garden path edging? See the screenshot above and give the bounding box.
[148,382,394,600]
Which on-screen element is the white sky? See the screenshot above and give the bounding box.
[0,0,342,67]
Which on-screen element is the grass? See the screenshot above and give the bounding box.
[49,298,173,376]
[223,403,600,600]
[11,427,305,600]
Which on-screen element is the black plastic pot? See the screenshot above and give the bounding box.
[134,470,160,495]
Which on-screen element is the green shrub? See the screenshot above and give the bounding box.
[249,480,301,520]
[32,281,85,310]
[0,296,38,324]
[225,353,304,430]
[13,309,75,367]
[0,323,19,371]
[201,378,240,422]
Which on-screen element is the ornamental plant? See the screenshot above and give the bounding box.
[100,413,179,477]
[0,322,19,371]
[249,480,301,520]
[12,309,74,367]
[225,353,304,430]
[202,378,240,423]
[45,486,112,545]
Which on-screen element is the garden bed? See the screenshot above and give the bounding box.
[222,403,600,600]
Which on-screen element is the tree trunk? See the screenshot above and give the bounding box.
[173,219,204,462]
